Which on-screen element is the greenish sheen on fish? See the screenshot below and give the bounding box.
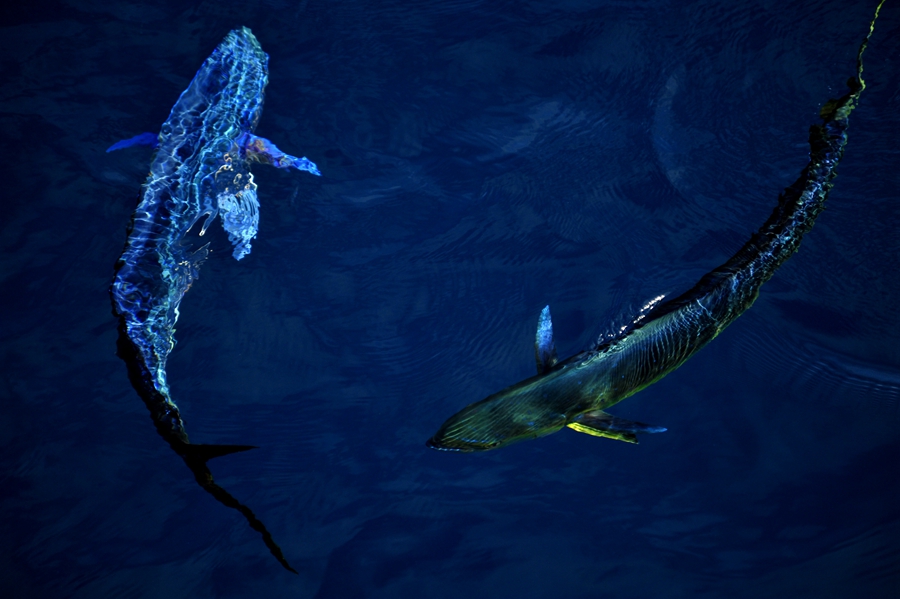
[427,1,886,453]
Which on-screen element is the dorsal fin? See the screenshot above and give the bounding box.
[534,305,558,374]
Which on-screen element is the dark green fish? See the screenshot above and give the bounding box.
[428,1,885,453]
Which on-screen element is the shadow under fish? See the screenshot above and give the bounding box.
[428,2,886,453]
[110,28,319,573]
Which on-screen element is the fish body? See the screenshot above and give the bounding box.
[111,27,318,572]
[427,4,884,453]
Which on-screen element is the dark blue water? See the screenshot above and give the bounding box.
[2,0,899,597]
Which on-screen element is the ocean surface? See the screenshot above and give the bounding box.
[2,0,899,597]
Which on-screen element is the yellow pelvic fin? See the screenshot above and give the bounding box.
[567,422,639,444]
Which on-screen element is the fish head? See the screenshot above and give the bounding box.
[426,384,568,452]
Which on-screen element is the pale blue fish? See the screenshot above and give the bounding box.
[110,27,319,573]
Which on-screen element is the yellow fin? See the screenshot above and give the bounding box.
[567,422,638,444]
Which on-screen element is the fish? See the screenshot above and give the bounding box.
[110,27,319,572]
[427,1,885,453]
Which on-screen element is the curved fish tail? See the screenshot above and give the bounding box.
[641,0,885,330]
[820,0,884,121]
[114,322,295,572]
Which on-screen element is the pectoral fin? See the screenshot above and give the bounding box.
[535,305,558,374]
[106,132,160,152]
[567,410,667,444]
[238,133,321,175]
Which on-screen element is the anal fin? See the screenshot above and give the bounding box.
[567,410,666,444]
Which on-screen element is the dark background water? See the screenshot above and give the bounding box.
[2,0,899,597]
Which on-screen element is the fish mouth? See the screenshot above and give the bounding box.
[425,437,462,452]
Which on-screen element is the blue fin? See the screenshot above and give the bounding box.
[535,305,558,374]
[238,133,321,175]
[106,132,159,153]
[567,410,667,444]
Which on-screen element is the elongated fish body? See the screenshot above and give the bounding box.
[427,3,885,453]
[111,28,319,572]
